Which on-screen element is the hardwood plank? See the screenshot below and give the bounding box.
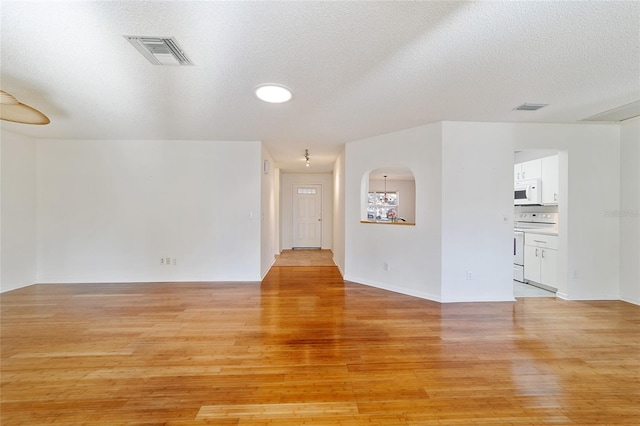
[1,267,639,424]
[197,402,359,419]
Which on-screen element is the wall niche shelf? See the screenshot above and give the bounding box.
[360,220,415,226]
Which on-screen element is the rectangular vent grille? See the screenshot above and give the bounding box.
[124,36,193,66]
[514,103,548,111]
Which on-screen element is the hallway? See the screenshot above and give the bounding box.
[273,249,335,267]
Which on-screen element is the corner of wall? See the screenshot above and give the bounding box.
[1,128,38,292]
[619,117,640,305]
[260,144,278,279]
[332,148,346,274]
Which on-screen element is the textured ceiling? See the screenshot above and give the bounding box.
[1,1,639,172]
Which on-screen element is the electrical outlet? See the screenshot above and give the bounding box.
[172,258,177,266]
[383,262,389,272]
[466,271,473,280]
[160,258,165,265]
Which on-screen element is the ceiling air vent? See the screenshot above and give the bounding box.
[514,103,548,111]
[124,36,193,66]
[582,100,640,122]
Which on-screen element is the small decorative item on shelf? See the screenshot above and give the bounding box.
[387,209,397,222]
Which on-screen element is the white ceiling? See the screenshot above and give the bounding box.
[1,1,639,173]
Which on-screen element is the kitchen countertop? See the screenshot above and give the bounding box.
[514,227,559,236]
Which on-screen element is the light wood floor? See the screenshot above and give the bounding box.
[273,249,335,267]
[1,266,639,425]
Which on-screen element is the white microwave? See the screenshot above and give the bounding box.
[514,179,542,205]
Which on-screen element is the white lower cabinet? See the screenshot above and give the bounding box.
[524,233,558,288]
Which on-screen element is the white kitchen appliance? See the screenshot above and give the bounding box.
[513,230,525,282]
[514,179,542,205]
[513,212,558,282]
[515,212,558,230]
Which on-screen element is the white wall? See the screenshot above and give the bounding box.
[280,173,333,250]
[342,120,621,303]
[343,121,514,303]
[368,178,416,223]
[2,119,629,304]
[344,123,442,301]
[333,149,346,275]
[440,122,515,302]
[620,117,640,305]
[260,146,278,278]
[440,121,620,301]
[1,129,38,292]
[36,139,263,283]
[509,122,621,300]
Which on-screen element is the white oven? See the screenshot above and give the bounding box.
[514,179,542,205]
[513,212,558,282]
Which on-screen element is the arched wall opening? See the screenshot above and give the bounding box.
[361,166,416,225]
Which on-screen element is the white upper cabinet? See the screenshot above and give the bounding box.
[514,154,558,205]
[541,155,559,205]
[514,159,542,181]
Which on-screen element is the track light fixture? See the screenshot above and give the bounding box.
[304,149,310,167]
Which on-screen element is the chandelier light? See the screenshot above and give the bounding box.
[383,175,389,203]
[304,149,310,167]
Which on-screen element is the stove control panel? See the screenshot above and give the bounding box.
[516,212,558,224]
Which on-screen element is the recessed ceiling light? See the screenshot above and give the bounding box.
[255,84,293,103]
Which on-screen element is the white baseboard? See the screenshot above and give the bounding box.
[621,296,640,306]
[261,257,277,280]
[343,274,441,303]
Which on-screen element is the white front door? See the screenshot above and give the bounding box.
[292,184,322,248]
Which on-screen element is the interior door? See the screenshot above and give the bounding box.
[292,184,322,248]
